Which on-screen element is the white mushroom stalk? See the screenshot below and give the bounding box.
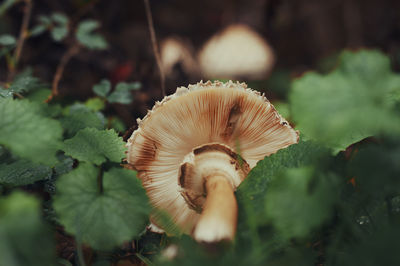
[179,143,249,242]
[126,80,298,242]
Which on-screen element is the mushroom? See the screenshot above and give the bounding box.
[126,80,298,242]
[160,37,198,77]
[198,24,275,80]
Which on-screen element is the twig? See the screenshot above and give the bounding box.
[44,0,100,103]
[45,43,80,102]
[143,0,165,97]
[7,0,33,82]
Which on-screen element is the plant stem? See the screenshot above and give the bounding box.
[7,0,33,82]
[45,42,80,102]
[143,0,165,97]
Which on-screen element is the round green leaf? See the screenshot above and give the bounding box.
[290,50,400,153]
[53,163,150,250]
[0,98,63,165]
[0,192,56,266]
[92,79,111,97]
[63,128,126,165]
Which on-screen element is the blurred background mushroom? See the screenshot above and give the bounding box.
[198,24,275,80]
[1,0,399,127]
[160,37,199,80]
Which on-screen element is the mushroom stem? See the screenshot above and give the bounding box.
[179,143,249,242]
[193,175,237,242]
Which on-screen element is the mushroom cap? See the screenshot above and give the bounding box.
[126,80,298,233]
[160,37,198,76]
[198,24,275,79]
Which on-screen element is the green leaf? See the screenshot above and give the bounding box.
[0,34,16,46]
[62,102,88,115]
[0,192,56,266]
[8,69,44,95]
[37,103,63,119]
[0,87,13,98]
[63,128,126,165]
[270,248,317,266]
[32,13,68,41]
[51,26,68,42]
[264,167,337,239]
[107,91,132,104]
[0,159,51,187]
[349,138,400,199]
[108,116,126,132]
[76,19,108,50]
[92,79,111,97]
[8,76,41,93]
[328,221,400,266]
[0,98,63,165]
[53,163,150,250]
[53,155,74,176]
[38,15,52,25]
[0,145,14,164]
[24,88,51,102]
[237,140,329,228]
[50,13,69,41]
[51,12,68,25]
[107,82,140,104]
[0,0,16,16]
[85,97,106,112]
[290,50,400,153]
[272,101,290,119]
[61,108,104,137]
[77,19,100,33]
[115,81,141,92]
[30,24,47,37]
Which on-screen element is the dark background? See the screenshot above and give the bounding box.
[1,0,400,125]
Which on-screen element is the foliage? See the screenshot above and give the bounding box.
[0,98,63,165]
[0,159,51,187]
[31,13,69,41]
[0,34,16,45]
[290,50,400,153]
[0,192,56,266]
[53,163,150,250]
[63,128,126,165]
[76,20,108,50]
[92,79,141,104]
[0,0,16,16]
[237,140,330,226]
[0,6,144,263]
[0,3,399,264]
[60,106,104,136]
